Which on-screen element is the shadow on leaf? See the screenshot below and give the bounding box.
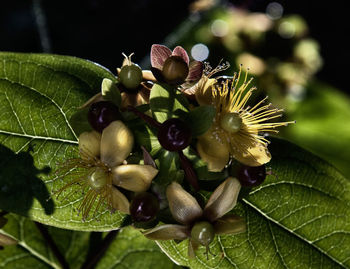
[0,144,54,216]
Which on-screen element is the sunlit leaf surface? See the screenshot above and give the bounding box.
[0,214,179,269]
[157,139,350,268]
[0,53,126,231]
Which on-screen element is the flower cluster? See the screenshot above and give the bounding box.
[54,44,294,258]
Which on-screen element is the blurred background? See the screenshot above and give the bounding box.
[1,0,350,178]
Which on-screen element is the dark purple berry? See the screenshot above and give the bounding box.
[157,118,192,152]
[237,164,266,187]
[88,101,121,132]
[130,192,160,222]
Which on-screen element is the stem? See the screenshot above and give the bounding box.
[127,105,161,129]
[34,222,69,269]
[178,150,199,191]
[81,230,119,269]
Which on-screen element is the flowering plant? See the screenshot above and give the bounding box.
[0,45,348,268]
[49,44,295,258]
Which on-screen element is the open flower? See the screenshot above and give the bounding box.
[144,177,245,258]
[150,44,203,86]
[55,120,158,220]
[196,68,295,171]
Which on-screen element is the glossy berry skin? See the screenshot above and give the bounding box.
[237,164,266,187]
[191,221,215,247]
[88,101,121,132]
[130,192,160,222]
[157,118,192,152]
[119,63,143,90]
[162,56,189,85]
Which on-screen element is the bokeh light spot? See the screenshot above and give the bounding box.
[278,21,296,38]
[191,43,209,61]
[266,2,283,20]
[211,19,228,37]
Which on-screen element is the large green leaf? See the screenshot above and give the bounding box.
[0,214,181,269]
[0,214,89,269]
[0,52,127,231]
[283,81,350,179]
[157,138,350,268]
[96,226,181,269]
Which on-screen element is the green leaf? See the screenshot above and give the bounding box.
[101,78,121,107]
[69,107,93,136]
[283,81,350,179]
[96,226,181,269]
[0,52,127,231]
[0,214,90,269]
[150,83,189,123]
[0,214,179,269]
[155,150,183,186]
[187,105,216,137]
[157,138,350,268]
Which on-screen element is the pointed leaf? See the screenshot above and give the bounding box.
[101,78,121,107]
[187,105,216,137]
[149,83,189,123]
[0,52,129,231]
[157,138,350,268]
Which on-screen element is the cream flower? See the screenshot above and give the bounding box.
[196,68,295,171]
[144,178,245,258]
[55,120,158,220]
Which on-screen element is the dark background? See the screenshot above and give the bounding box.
[1,0,349,93]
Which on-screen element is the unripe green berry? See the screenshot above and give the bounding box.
[162,56,189,85]
[191,221,215,247]
[119,63,143,90]
[220,112,242,133]
[88,167,108,189]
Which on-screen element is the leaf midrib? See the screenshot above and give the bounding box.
[0,77,78,142]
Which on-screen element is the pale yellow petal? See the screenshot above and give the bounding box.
[111,187,130,214]
[166,182,203,225]
[204,177,241,222]
[78,131,101,160]
[142,70,157,81]
[143,224,189,240]
[232,143,271,166]
[214,214,246,235]
[196,128,230,172]
[194,77,216,106]
[112,164,158,192]
[100,121,134,167]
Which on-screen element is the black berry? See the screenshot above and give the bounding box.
[87,101,121,132]
[237,164,266,187]
[157,118,192,151]
[130,192,160,222]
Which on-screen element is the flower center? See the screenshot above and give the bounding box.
[88,167,108,190]
[220,112,242,133]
